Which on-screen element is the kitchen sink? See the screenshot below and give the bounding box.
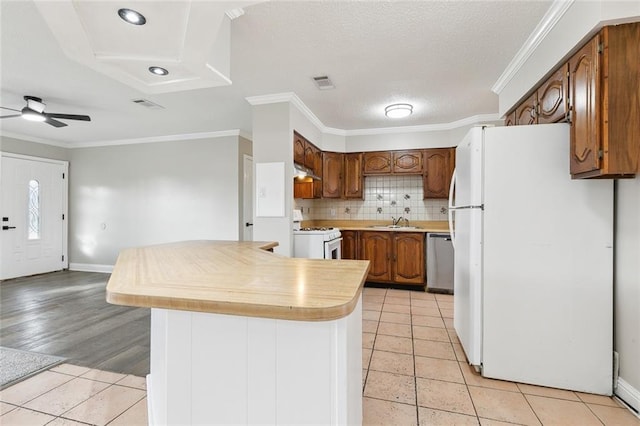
[369,225,422,230]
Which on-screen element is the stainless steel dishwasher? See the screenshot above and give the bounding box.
[426,233,454,293]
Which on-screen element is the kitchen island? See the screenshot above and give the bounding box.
[106,240,370,425]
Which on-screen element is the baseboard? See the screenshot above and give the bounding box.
[616,376,640,413]
[68,263,114,273]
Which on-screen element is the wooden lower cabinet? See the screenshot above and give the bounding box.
[359,231,393,282]
[356,231,425,286]
[393,233,425,285]
[340,230,359,260]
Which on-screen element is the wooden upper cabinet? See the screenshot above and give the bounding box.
[505,111,516,126]
[424,148,455,199]
[322,152,343,198]
[304,142,319,172]
[515,92,538,125]
[393,233,425,285]
[360,231,393,283]
[313,149,323,198]
[567,23,639,179]
[364,150,423,175]
[363,151,392,174]
[568,33,601,176]
[293,132,306,166]
[343,153,364,199]
[537,64,569,124]
[392,150,423,174]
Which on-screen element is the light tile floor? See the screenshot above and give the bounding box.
[361,287,640,426]
[0,287,638,425]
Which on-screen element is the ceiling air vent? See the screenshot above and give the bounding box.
[312,76,335,90]
[132,99,165,110]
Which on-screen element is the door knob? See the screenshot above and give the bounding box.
[2,226,16,230]
[245,222,254,227]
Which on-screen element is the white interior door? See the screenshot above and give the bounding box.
[1,154,68,280]
[242,155,253,241]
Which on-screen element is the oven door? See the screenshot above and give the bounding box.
[324,238,342,259]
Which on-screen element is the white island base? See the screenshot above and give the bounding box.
[146,297,362,425]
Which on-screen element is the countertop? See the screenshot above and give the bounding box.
[301,220,450,233]
[106,240,370,321]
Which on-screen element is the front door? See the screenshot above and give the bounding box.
[242,155,253,241]
[1,154,68,280]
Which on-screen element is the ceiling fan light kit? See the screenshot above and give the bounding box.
[21,108,46,122]
[0,95,91,128]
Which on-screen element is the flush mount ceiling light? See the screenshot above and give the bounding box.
[118,8,146,25]
[385,103,413,118]
[148,66,169,76]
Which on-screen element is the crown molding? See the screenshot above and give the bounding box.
[247,93,501,136]
[1,129,252,149]
[72,129,252,148]
[340,114,501,136]
[492,0,574,94]
[246,92,326,132]
[0,131,71,148]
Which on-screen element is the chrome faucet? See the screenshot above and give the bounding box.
[392,216,404,226]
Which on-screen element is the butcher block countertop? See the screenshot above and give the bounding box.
[302,220,450,233]
[106,240,370,321]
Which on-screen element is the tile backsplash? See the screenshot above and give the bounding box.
[295,175,449,221]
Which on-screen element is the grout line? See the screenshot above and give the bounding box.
[410,290,420,424]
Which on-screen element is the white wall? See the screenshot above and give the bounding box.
[0,136,69,161]
[615,177,640,410]
[251,103,294,256]
[68,136,244,267]
[497,1,640,408]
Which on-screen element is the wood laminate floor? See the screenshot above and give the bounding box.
[0,270,149,376]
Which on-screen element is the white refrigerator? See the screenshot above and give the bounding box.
[449,123,614,395]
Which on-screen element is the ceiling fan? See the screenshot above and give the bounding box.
[0,96,91,128]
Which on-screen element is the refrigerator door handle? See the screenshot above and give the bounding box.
[448,168,456,249]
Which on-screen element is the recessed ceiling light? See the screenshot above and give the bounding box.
[118,8,146,25]
[385,103,413,118]
[148,66,169,76]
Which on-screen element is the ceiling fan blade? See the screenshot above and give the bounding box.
[45,113,91,121]
[0,106,21,112]
[0,114,21,119]
[45,117,67,128]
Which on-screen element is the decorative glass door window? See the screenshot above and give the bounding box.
[28,179,40,240]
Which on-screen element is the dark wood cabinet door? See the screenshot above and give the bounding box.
[537,64,568,124]
[293,179,313,199]
[360,231,392,282]
[363,151,392,175]
[343,153,363,199]
[569,34,601,176]
[322,152,343,198]
[515,92,537,125]
[304,142,319,171]
[341,230,359,260]
[392,150,423,174]
[505,111,516,126]
[393,233,425,285]
[293,132,305,166]
[313,149,323,198]
[423,148,454,199]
